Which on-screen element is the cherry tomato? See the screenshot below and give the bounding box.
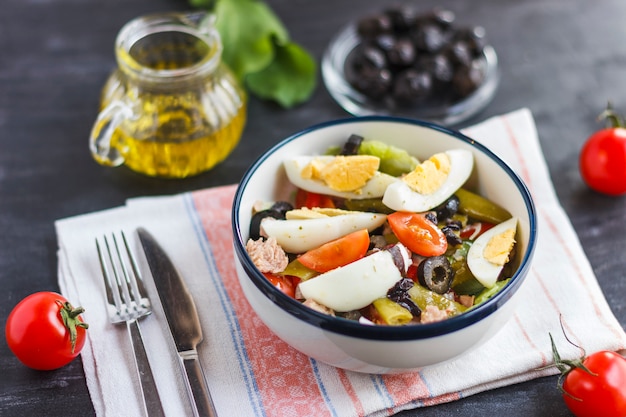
[6,292,88,370]
[387,211,447,256]
[561,351,626,417]
[263,273,296,298]
[295,189,335,209]
[551,334,626,417]
[579,127,626,196]
[297,229,370,273]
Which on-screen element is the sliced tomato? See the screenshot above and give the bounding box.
[387,212,447,257]
[263,273,296,298]
[295,189,335,209]
[297,229,370,273]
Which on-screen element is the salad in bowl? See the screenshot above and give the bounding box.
[232,116,536,372]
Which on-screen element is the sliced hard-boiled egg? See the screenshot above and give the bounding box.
[467,216,518,288]
[260,211,387,253]
[284,155,399,199]
[382,149,474,212]
[298,243,411,312]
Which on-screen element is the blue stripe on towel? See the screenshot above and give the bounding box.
[183,193,266,417]
[309,358,339,417]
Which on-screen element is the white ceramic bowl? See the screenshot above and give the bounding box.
[231,116,537,374]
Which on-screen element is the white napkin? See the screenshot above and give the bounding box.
[56,108,626,417]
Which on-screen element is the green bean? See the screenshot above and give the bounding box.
[372,298,413,325]
[455,188,512,224]
[281,259,318,281]
[408,284,467,316]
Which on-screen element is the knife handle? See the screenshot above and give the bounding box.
[181,352,218,417]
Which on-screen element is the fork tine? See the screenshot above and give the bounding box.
[96,236,124,315]
[110,233,135,313]
[120,231,150,311]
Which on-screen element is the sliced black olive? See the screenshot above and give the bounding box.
[417,255,455,294]
[424,211,438,224]
[387,278,421,317]
[339,134,364,155]
[269,201,294,216]
[249,209,284,241]
[442,225,463,246]
[435,195,460,221]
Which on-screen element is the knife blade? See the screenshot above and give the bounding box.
[136,227,218,417]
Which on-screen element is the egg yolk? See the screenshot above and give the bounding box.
[402,153,451,194]
[301,155,380,192]
[484,228,516,265]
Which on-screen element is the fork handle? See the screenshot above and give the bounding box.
[127,319,166,417]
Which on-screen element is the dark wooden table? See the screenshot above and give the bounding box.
[2,0,625,415]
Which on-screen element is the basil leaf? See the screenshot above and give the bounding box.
[214,0,289,80]
[246,41,317,108]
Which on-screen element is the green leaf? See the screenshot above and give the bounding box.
[246,41,317,108]
[189,0,215,8]
[214,0,289,80]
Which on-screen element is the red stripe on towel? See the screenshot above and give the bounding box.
[192,186,332,417]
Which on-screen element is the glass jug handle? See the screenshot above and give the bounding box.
[89,100,133,166]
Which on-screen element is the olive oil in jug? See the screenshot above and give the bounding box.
[90,12,246,178]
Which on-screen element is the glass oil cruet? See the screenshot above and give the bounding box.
[89,12,247,178]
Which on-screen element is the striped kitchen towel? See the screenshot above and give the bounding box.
[56,108,626,416]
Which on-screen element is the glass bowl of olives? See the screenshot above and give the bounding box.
[322,6,499,126]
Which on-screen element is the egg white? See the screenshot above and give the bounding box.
[381,149,474,212]
[298,243,411,312]
[467,216,518,288]
[284,156,399,199]
[260,212,387,254]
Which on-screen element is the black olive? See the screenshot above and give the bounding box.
[249,209,285,241]
[347,6,492,107]
[411,24,446,53]
[387,278,421,317]
[442,225,463,246]
[269,201,294,216]
[417,53,454,88]
[417,255,455,294]
[339,134,364,155]
[374,33,396,52]
[455,26,487,57]
[445,40,473,68]
[384,6,415,33]
[435,195,460,221]
[357,14,393,39]
[424,211,438,224]
[350,66,393,99]
[392,69,432,104]
[452,61,485,97]
[385,37,415,69]
[423,8,456,30]
[351,43,387,70]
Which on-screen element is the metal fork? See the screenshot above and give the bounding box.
[96,231,166,417]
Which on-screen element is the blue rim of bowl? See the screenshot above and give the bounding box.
[232,116,537,341]
[321,23,500,127]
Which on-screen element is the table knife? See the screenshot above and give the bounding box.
[137,227,218,417]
